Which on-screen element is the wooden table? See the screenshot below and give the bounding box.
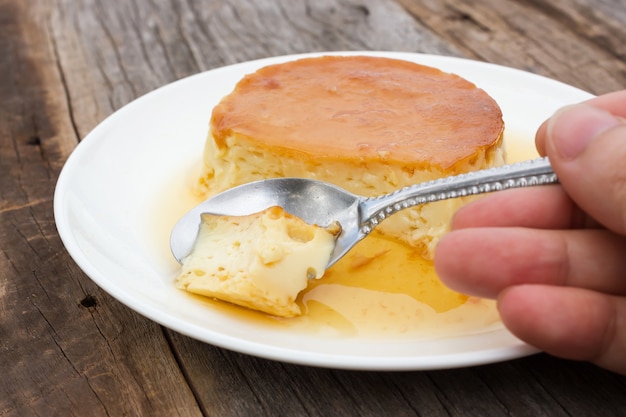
[3,0,626,415]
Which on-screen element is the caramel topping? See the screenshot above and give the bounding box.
[210,56,503,169]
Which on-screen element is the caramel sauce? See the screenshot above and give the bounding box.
[170,230,502,338]
[211,56,504,170]
[149,156,528,338]
[146,130,536,339]
[305,232,467,313]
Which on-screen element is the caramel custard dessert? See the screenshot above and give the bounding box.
[177,206,340,317]
[176,55,505,330]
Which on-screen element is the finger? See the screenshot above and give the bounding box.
[498,285,626,375]
[450,186,596,230]
[545,106,626,234]
[585,90,626,118]
[435,227,626,298]
[532,101,626,234]
[536,90,626,155]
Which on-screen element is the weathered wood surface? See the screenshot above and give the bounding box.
[2,0,625,415]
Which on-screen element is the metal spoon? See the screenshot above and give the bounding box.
[171,157,557,268]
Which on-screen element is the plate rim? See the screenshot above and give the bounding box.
[54,51,593,370]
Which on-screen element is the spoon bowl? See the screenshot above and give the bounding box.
[171,157,558,268]
[170,178,361,265]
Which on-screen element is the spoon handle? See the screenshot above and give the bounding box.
[359,157,557,235]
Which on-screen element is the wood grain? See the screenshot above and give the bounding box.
[397,0,626,94]
[2,0,626,415]
[1,1,201,416]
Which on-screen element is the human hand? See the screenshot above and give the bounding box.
[434,90,626,374]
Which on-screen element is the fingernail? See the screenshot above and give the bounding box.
[546,104,620,160]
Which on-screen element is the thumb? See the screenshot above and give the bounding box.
[543,104,626,234]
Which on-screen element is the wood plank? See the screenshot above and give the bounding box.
[169,330,626,417]
[169,332,442,417]
[0,1,202,415]
[396,0,626,95]
[173,0,462,65]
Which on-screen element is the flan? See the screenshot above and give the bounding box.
[196,55,505,258]
[176,206,340,317]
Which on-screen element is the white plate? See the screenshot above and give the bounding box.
[54,52,593,370]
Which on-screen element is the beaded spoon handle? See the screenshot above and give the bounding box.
[171,157,557,268]
[359,156,555,235]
